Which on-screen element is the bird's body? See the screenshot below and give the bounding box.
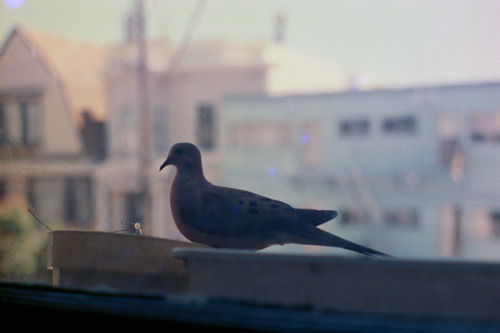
[160,142,391,257]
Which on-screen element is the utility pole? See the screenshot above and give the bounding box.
[135,0,153,233]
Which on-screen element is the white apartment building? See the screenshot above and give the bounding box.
[220,82,500,259]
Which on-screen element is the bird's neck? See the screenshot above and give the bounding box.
[176,166,207,184]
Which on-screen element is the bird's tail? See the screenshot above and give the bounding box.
[286,225,393,258]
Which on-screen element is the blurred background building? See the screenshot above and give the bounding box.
[0,5,348,237]
[1,0,500,260]
[0,26,107,227]
[221,83,500,258]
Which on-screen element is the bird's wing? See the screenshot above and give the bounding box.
[195,185,335,237]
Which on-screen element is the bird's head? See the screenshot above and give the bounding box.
[159,142,203,174]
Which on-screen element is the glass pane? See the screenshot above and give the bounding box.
[0,1,500,312]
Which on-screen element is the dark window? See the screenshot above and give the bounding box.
[490,211,500,238]
[80,110,107,160]
[64,177,93,226]
[153,107,167,154]
[470,132,486,142]
[197,104,215,150]
[384,208,419,228]
[339,207,369,226]
[0,98,41,146]
[338,118,370,136]
[382,115,416,134]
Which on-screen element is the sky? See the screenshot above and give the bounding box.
[1,0,500,89]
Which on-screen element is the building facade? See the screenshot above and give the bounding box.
[221,82,500,259]
[0,24,348,238]
[0,26,107,228]
[4,24,500,260]
[96,37,348,238]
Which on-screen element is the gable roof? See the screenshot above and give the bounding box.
[0,25,109,125]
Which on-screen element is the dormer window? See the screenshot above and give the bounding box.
[0,96,42,148]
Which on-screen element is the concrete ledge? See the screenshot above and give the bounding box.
[47,230,205,292]
[173,247,500,321]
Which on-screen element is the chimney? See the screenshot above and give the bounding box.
[274,11,286,43]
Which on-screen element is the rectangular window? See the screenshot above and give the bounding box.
[384,207,419,228]
[28,177,92,226]
[382,115,416,134]
[339,207,369,226]
[490,211,500,239]
[338,118,370,136]
[231,122,291,149]
[81,111,107,160]
[4,101,22,143]
[153,106,167,155]
[0,98,41,146]
[470,112,500,144]
[64,177,93,225]
[116,106,136,157]
[27,178,65,223]
[197,104,215,151]
[21,100,40,145]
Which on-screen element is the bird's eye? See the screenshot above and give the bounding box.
[175,148,182,155]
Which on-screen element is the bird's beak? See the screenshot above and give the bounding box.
[159,157,171,171]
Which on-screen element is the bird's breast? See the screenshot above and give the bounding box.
[170,178,202,226]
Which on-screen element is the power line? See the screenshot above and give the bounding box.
[167,0,207,74]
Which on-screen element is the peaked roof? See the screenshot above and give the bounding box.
[1,25,349,126]
[1,25,109,125]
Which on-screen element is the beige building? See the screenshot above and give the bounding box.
[0,26,107,227]
[97,35,348,239]
[0,24,348,238]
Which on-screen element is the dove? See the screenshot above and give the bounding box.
[160,142,391,257]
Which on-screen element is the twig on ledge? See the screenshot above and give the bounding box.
[28,208,52,232]
[113,221,129,233]
[113,221,142,235]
